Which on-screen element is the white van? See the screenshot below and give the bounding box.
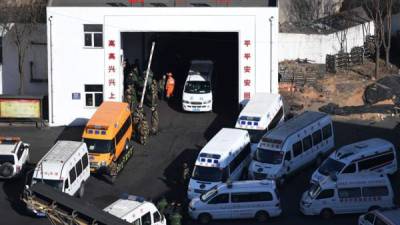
[300,173,395,219]
[188,180,281,224]
[31,141,90,197]
[359,208,400,225]
[311,138,398,184]
[248,111,334,185]
[235,93,284,152]
[187,128,251,199]
[104,195,166,225]
[182,60,214,112]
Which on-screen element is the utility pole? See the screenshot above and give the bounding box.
[139,42,156,108]
[269,16,274,93]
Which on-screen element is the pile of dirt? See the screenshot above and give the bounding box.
[280,59,400,121]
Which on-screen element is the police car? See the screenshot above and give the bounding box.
[0,137,30,179]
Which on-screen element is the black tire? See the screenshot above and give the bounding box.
[368,206,380,212]
[198,213,212,224]
[320,208,334,219]
[255,211,269,222]
[0,163,14,178]
[78,182,85,198]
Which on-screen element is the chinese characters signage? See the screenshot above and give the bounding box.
[242,39,253,101]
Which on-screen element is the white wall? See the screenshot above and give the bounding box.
[47,7,279,126]
[1,24,48,95]
[278,21,374,63]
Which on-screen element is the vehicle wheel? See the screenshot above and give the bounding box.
[198,213,212,224]
[255,211,269,222]
[78,182,85,198]
[0,162,14,178]
[315,154,323,166]
[368,206,380,212]
[320,208,334,219]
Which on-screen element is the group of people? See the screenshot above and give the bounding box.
[123,59,176,146]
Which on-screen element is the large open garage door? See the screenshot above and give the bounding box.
[121,32,239,113]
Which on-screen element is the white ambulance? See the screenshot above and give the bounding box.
[104,195,166,225]
[311,138,398,184]
[182,60,214,112]
[187,128,251,199]
[248,111,334,185]
[235,93,284,152]
[300,173,395,219]
[0,137,30,179]
[188,180,281,224]
[31,141,90,198]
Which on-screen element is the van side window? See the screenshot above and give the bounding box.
[232,192,273,203]
[342,164,356,173]
[69,168,77,184]
[267,107,284,130]
[316,189,334,199]
[292,141,303,157]
[133,219,140,225]
[17,145,24,160]
[338,188,361,198]
[141,212,151,225]
[82,153,89,169]
[209,194,229,204]
[312,130,322,145]
[358,151,394,172]
[362,186,389,197]
[75,160,83,176]
[153,211,161,223]
[322,124,332,140]
[229,144,250,173]
[302,135,312,152]
[115,117,132,145]
[64,179,69,190]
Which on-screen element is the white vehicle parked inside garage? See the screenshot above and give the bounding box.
[359,208,400,225]
[104,194,166,225]
[248,111,334,185]
[0,137,30,179]
[300,173,395,219]
[187,128,251,199]
[235,92,284,152]
[311,138,397,184]
[31,141,90,198]
[188,180,282,224]
[182,60,214,112]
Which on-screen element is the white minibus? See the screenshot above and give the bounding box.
[311,138,397,184]
[189,180,281,224]
[187,128,251,199]
[300,173,395,219]
[235,93,284,152]
[248,111,334,185]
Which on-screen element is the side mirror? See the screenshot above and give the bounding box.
[23,143,30,149]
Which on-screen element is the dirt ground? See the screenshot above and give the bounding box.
[280,59,400,121]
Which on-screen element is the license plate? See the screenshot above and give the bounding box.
[193,108,200,112]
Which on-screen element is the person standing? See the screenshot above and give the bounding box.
[138,111,149,145]
[170,203,182,225]
[150,106,159,135]
[181,163,190,186]
[151,80,158,108]
[158,75,166,100]
[166,72,175,99]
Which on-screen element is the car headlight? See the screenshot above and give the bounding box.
[183,100,189,104]
[189,201,196,211]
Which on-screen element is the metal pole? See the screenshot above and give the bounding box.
[269,16,274,93]
[139,42,156,108]
[48,16,54,124]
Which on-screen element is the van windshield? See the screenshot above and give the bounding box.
[0,155,14,164]
[84,138,114,154]
[247,129,265,143]
[184,81,211,94]
[32,178,63,191]
[308,183,321,199]
[318,158,345,176]
[255,148,284,164]
[192,166,223,182]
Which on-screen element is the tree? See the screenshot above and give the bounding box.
[0,0,45,95]
[363,0,385,79]
[382,0,393,67]
[289,0,322,22]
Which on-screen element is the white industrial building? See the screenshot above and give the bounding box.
[46,1,279,126]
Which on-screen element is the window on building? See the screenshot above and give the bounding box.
[85,85,103,107]
[84,24,103,47]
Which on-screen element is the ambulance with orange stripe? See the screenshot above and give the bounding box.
[82,102,133,182]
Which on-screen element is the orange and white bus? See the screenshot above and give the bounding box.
[82,102,133,180]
